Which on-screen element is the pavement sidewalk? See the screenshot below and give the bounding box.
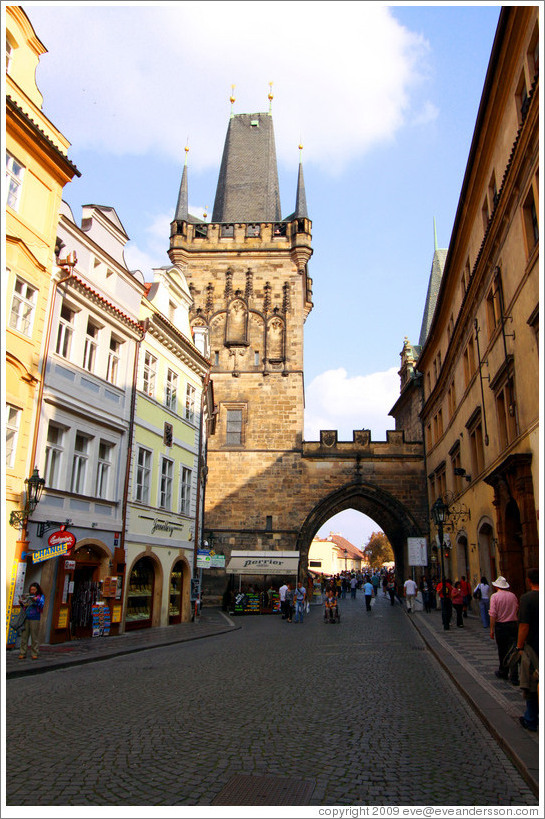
[405,601,539,798]
[5,607,239,679]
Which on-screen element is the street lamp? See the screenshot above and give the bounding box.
[344,548,348,572]
[431,495,451,630]
[9,467,46,528]
[431,496,448,583]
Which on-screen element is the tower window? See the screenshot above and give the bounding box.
[226,408,243,446]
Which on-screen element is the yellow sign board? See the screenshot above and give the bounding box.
[57,606,69,629]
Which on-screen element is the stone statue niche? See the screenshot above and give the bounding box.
[226,298,248,346]
[267,316,285,363]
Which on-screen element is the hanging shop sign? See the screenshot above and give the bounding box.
[226,551,300,576]
[210,553,226,568]
[32,531,76,564]
[197,549,211,568]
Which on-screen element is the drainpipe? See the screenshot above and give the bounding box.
[192,373,210,618]
[474,319,490,446]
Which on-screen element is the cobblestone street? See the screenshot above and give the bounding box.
[5,593,538,809]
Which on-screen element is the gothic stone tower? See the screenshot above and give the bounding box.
[168,111,313,595]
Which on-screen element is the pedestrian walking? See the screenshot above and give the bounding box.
[382,574,388,597]
[451,581,465,628]
[420,576,432,613]
[350,575,357,599]
[371,573,380,597]
[363,578,373,611]
[489,576,519,684]
[294,581,307,623]
[18,583,45,660]
[436,577,453,630]
[460,575,472,618]
[386,574,396,606]
[279,581,288,620]
[341,575,349,599]
[404,576,418,613]
[516,568,539,731]
[474,577,491,628]
[285,582,294,622]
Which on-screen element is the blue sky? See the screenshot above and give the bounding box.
[21,1,501,549]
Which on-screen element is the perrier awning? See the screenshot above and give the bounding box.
[226,551,300,576]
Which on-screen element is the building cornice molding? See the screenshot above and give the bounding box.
[6,95,81,179]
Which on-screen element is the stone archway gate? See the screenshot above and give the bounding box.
[203,428,429,597]
[297,430,428,581]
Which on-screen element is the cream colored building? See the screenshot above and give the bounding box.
[416,7,539,599]
[308,534,366,576]
[123,266,214,629]
[5,6,79,633]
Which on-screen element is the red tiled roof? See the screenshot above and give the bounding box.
[329,534,365,559]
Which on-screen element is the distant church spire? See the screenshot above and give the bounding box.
[294,142,308,219]
[174,144,189,221]
[418,219,447,347]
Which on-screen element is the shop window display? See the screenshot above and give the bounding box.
[169,563,183,623]
[126,558,154,629]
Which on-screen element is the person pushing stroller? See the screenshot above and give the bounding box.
[324,586,340,623]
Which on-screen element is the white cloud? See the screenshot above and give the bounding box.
[29,2,431,173]
[304,366,400,441]
[123,242,167,276]
[411,100,439,127]
[124,211,173,274]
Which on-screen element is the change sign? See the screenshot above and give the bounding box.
[32,530,77,564]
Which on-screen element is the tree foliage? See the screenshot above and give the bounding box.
[364,531,394,567]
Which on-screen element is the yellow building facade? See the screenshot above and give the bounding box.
[5,7,79,625]
[418,8,539,600]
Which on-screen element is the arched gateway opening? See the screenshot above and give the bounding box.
[296,481,425,584]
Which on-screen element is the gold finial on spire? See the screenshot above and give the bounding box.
[230,85,236,117]
[203,205,208,220]
[268,81,274,114]
[184,140,189,165]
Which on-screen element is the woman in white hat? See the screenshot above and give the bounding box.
[489,576,519,684]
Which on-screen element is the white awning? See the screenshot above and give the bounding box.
[226,551,300,576]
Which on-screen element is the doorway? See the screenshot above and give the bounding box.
[71,563,100,638]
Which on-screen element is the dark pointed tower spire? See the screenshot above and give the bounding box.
[418,218,448,347]
[212,110,281,223]
[294,142,308,219]
[174,144,189,221]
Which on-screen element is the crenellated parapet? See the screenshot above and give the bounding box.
[169,216,312,262]
[303,429,424,458]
